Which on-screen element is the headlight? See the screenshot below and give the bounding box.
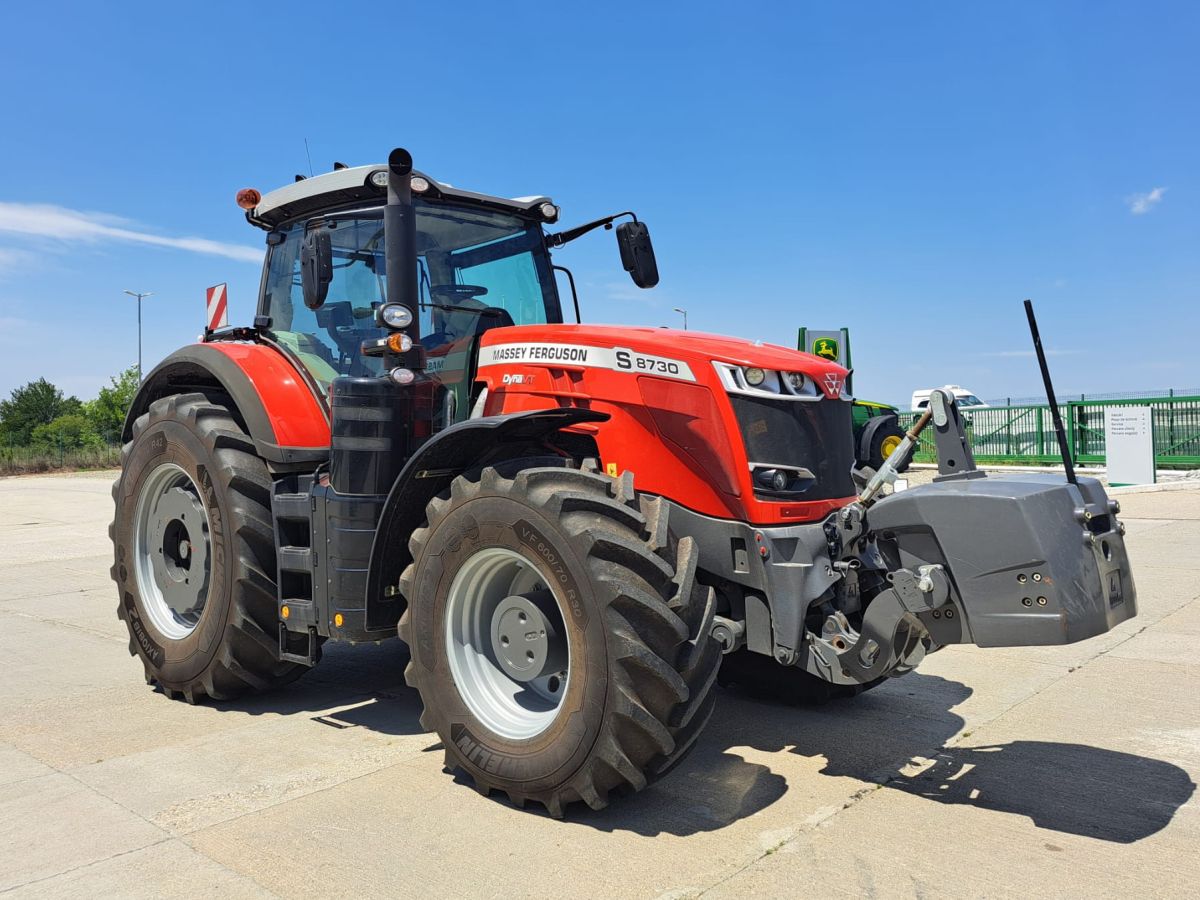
[744,367,766,386]
[785,372,805,392]
[389,367,416,386]
[755,468,790,492]
[377,303,414,330]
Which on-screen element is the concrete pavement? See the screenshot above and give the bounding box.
[1,472,1197,898]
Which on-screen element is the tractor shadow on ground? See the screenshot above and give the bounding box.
[205,639,423,737]
[570,673,1196,841]
[206,646,1195,841]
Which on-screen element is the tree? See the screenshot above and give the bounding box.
[0,379,82,446]
[30,414,104,451]
[85,366,139,443]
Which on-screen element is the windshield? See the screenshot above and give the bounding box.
[261,200,561,390]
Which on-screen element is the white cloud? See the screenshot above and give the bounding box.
[1127,186,1166,215]
[0,202,261,263]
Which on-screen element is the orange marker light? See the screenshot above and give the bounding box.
[334,613,344,627]
[281,605,290,619]
[236,188,262,210]
[386,332,413,353]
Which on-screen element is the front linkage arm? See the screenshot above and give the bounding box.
[797,388,1136,687]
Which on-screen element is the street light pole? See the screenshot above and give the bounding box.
[673,307,688,330]
[123,290,153,380]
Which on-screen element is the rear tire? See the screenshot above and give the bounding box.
[110,393,308,702]
[398,462,721,816]
[860,415,911,473]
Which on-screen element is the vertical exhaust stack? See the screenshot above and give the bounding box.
[385,148,420,344]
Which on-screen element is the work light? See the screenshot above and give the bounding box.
[378,303,414,330]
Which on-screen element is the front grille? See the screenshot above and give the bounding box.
[730,396,856,501]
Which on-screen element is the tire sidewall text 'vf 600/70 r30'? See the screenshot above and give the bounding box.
[398,463,722,817]
[111,393,307,703]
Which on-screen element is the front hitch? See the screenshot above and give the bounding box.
[802,389,1137,686]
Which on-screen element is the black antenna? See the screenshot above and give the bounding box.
[303,138,314,177]
[1024,299,1077,485]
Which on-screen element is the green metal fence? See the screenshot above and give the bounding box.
[900,395,1200,468]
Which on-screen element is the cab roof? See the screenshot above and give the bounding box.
[246,163,554,231]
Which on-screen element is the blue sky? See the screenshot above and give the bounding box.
[0,1,1196,407]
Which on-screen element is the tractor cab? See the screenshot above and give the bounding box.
[251,165,566,429]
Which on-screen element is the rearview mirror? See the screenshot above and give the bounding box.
[616,221,659,289]
[300,227,333,310]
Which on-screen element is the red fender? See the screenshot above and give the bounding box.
[125,342,330,464]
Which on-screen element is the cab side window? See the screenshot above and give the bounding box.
[260,218,387,387]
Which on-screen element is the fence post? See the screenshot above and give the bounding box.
[1066,403,1078,466]
[1168,392,1175,456]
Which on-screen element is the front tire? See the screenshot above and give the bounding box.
[110,393,307,702]
[398,463,721,816]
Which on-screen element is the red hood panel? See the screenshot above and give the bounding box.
[479,324,848,380]
[475,323,856,524]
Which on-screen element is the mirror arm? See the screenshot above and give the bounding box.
[546,211,637,248]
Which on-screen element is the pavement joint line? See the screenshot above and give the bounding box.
[0,588,93,605]
[693,587,1200,897]
[0,606,125,643]
[59,763,176,839]
[0,837,176,896]
[174,752,430,839]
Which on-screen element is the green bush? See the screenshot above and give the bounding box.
[0,368,134,474]
[0,378,82,446]
[30,413,105,451]
[84,366,139,444]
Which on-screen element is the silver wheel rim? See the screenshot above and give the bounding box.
[133,462,212,640]
[444,547,571,741]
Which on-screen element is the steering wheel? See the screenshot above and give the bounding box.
[430,284,489,301]
[421,331,456,349]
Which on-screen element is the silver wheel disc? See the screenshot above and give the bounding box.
[133,463,212,640]
[444,547,571,741]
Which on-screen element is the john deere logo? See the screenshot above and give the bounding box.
[813,337,840,361]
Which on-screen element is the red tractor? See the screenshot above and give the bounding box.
[111,148,1136,816]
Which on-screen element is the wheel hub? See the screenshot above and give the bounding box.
[151,486,210,618]
[133,463,212,640]
[490,591,568,683]
[443,547,571,740]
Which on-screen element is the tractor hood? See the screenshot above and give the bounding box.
[476,323,850,397]
[474,321,858,524]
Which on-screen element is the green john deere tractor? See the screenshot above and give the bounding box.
[852,400,912,473]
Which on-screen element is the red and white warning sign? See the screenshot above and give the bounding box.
[206,283,228,332]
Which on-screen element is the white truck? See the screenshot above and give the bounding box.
[911,385,987,411]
